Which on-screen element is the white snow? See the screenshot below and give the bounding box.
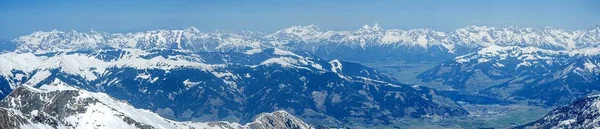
[477,58,490,63]
[19,123,60,129]
[135,73,151,80]
[5,80,310,129]
[0,49,221,88]
[380,31,402,43]
[13,25,600,54]
[328,59,346,78]
[417,35,428,47]
[457,45,600,68]
[584,62,598,72]
[273,48,301,57]
[259,57,302,67]
[329,59,343,74]
[494,63,505,67]
[244,48,263,55]
[455,58,470,63]
[23,71,51,87]
[516,61,532,68]
[38,79,80,92]
[11,80,259,129]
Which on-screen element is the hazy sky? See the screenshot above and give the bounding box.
[0,0,599,38]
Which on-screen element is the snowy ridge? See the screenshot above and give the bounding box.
[453,26,585,49]
[0,79,312,129]
[269,23,457,50]
[454,45,600,64]
[12,25,600,54]
[254,48,325,71]
[0,48,469,125]
[520,95,600,129]
[0,49,219,88]
[438,45,600,81]
[419,45,600,106]
[0,48,330,90]
[15,27,264,53]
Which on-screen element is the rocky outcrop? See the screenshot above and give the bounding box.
[0,80,313,129]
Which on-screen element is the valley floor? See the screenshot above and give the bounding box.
[363,62,551,128]
[365,104,549,129]
[363,61,451,90]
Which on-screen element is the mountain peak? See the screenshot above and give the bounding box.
[0,78,314,129]
[587,25,600,32]
[461,25,493,31]
[10,24,600,54]
[359,23,383,32]
[185,26,200,33]
[269,25,323,40]
[37,78,81,92]
[248,110,311,129]
[280,25,321,33]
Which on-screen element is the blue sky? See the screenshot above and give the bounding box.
[0,0,599,38]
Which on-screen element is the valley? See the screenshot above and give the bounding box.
[363,61,552,128]
[0,24,599,128]
[1,1,598,128]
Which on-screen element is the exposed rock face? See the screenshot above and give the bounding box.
[0,80,313,129]
[0,108,28,129]
[247,111,312,129]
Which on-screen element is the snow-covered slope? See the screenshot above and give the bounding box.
[268,24,454,49]
[0,79,312,129]
[0,48,467,126]
[12,25,600,62]
[519,95,600,129]
[419,45,600,106]
[14,27,265,53]
[270,24,599,51]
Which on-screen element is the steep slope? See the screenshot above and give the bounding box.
[518,95,600,129]
[12,25,600,62]
[0,79,312,129]
[418,46,600,106]
[0,48,467,126]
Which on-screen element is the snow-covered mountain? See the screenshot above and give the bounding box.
[418,45,600,106]
[0,48,467,126]
[0,79,312,129]
[14,28,266,53]
[11,24,600,62]
[518,95,600,129]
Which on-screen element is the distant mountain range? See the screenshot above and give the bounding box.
[419,45,600,106]
[8,24,600,62]
[2,24,600,128]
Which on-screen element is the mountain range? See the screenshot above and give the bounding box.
[0,48,467,126]
[0,79,312,129]
[419,45,600,106]
[9,24,600,62]
[519,95,600,129]
[2,24,600,128]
